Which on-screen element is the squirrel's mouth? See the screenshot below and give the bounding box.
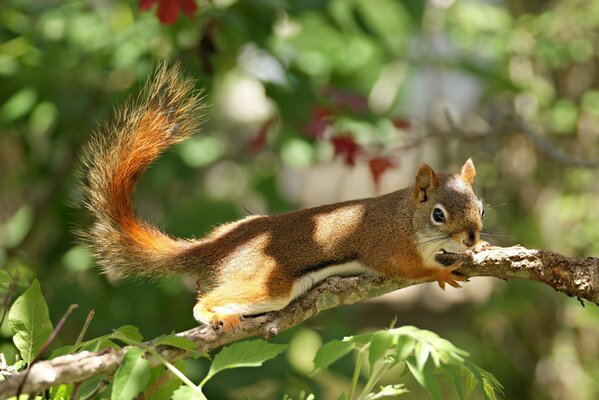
[435,248,467,267]
[437,248,456,256]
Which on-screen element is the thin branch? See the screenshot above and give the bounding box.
[511,115,599,168]
[0,272,20,329]
[0,247,597,398]
[75,310,95,345]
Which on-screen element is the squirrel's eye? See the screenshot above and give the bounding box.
[432,207,445,224]
[481,208,485,220]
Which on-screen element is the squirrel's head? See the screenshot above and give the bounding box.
[411,159,484,266]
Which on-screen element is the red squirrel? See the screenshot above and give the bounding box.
[78,64,485,331]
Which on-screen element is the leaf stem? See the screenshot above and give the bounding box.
[359,359,394,399]
[149,348,206,400]
[348,347,366,400]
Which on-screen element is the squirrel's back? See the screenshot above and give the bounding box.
[78,64,203,280]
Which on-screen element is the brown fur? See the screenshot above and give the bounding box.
[79,65,484,331]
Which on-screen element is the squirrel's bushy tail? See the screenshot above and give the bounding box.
[78,63,203,281]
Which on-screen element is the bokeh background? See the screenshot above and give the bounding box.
[2,0,599,398]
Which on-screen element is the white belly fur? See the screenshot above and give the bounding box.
[210,261,371,318]
[289,261,371,301]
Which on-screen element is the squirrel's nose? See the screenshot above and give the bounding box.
[463,231,477,247]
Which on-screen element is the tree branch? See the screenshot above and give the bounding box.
[1,246,598,398]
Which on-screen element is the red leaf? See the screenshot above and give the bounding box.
[392,118,411,130]
[304,106,333,138]
[322,85,368,113]
[139,0,197,25]
[331,135,361,166]
[179,0,197,16]
[249,118,275,153]
[368,156,395,191]
[139,0,155,10]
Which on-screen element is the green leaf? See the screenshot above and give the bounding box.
[154,335,197,351]
[79,376,105,399]
[464,360,503,399]
[364,384,408,399]
[346,332,375,346]
[171,385,204,400]
[414,341,430,373]
[479,366,504,399]
[444,365,465,400]
[313,339,354,370]
[0,270,12,291]
[145,365,184,400]
[112,325,143,344]
[50,383,73,400]
[205,339,288,384]
[111,347,151,400]
[407,358,441,400]
[80,337,120,353]
[50,345,74,358]
[394,335,415,362]
[8,279,53,364]
[368,331,394,372]
[13,360,26,371]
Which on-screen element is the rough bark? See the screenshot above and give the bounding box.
[1,246,598,398]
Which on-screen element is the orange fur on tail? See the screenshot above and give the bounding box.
[77,64,204,280]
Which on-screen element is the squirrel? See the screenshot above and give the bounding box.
[78,64,486,332]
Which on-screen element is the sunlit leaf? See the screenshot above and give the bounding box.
[364,384,408,399]
[8,279,53,364]
[112,325,143,344]
[313,339,354,370]
[205,339,288,384]
[368,331,394,372]
[414,341,430,373]
[171,385,203,400]
[111,347,151,400]
[394,335,415,362]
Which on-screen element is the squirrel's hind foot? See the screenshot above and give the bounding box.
[193,304,243,333]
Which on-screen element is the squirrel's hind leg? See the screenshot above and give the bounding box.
[193,285,292,332]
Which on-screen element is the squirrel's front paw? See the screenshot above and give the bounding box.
[474,240,492,252]
[434,268,469,290]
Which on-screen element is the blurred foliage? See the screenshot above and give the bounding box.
[1,0,599,398]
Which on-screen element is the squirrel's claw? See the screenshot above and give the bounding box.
[194,303,243,333]
[474,240,492,252]
[434,260,468,290]
[210,314,243,333]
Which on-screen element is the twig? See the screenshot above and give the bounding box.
[0,272,20,329]
[512,115,599,168]
[70,382,82,400]
[0,247,598,398]
[75,310,95,345]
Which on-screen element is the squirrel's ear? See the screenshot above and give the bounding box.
[460,158,476,185]
[413,164,439,203]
